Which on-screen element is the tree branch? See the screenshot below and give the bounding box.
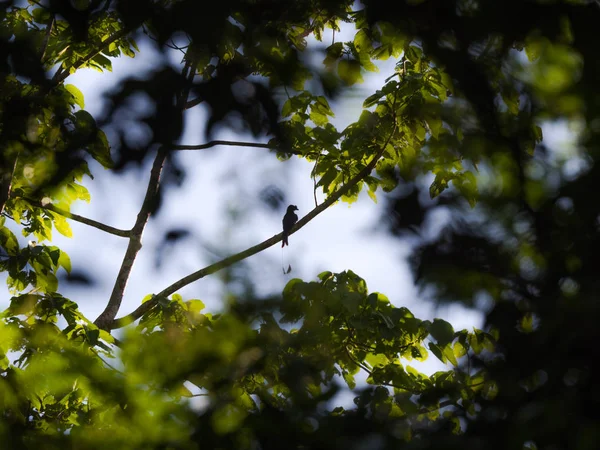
[94,59,197,330]
[93,146,168,330]
[110,132,394,330]
[184,97,203,110]
[15,195,130,238]
[171,140,275,151]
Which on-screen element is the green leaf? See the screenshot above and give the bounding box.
[337,59,363,85]
[323,42,344,67]
[65,84,85,109]
[85,326,100,345]
[429,319,455,346]
[53,215,73,238]
[428,342,446,363]
[354,29,372,53]
[87,130,113,168]
[367,187,377,203]
[366,353,389,368]
[74,110,96,135]
[525,36,545,62]
[0,225,20,256]
[32,7,52,24]
[91,54,113,72]
[426,115,442,139]
[309,108,329,126]
[186,299,206,314]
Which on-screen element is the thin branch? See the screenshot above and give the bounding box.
[183,97,203,110]
[172,140,278,152]
[52,28,131,85]
[110,131,395,330]
[15,195,130,238]
[94,58,197,330]
[40,15,55,63]
[0,153,19,216]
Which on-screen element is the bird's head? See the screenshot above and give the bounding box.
[287,205,299,212]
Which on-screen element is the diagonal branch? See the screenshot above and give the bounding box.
[110,130,395,330]
[14,195,130,238]
[94,59,197,330]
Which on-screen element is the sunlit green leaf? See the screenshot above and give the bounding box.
[65,84,85,109]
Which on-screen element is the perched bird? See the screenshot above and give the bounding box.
[282,205,299,247]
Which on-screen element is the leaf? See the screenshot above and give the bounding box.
[32,7,52,24]
[366,353,389,368]
[85,326,100,345]
[525,36,545,62]
[0,225,19,256]
[309,108,329,126]
[453,171,478,208]
[323,42,344,67]
[428,342,446,363]
[91,54,112,72]
[74,110,96,135]
[174,383,194,398]
[363,90,384,108]
[353,29,372,53]
[367,187,377,203]
[87,130,113,168]
[53,215,73,238]
[337,59,363,85]
[429,319,455,346]
[65,84,85,109]
[342,371,356,389]
[426,115,442,139]
[186,299,206,314]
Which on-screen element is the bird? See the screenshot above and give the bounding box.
[282,205,299,247]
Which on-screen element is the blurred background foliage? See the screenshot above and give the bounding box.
[2,0,600,448]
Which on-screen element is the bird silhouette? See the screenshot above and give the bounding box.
[282,205,299,247]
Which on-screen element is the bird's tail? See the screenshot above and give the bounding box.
[282,234,288,247]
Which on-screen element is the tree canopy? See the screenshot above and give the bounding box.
[2,0,600,449]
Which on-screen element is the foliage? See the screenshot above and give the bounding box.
[1,0,600,449]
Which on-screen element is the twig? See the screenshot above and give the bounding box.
[110,129,395,330]
[15,195,130,238]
